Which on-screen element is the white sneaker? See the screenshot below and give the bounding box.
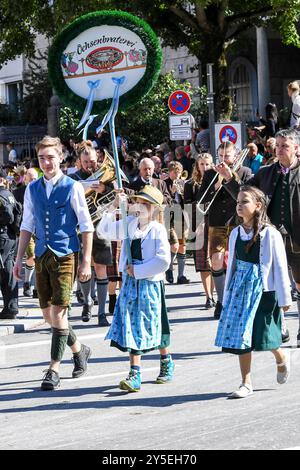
[277,349,291,385]
[228,383,253,399]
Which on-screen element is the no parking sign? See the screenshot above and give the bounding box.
[214,122,244,151]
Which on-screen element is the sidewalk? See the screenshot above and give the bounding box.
[0,292,45,337]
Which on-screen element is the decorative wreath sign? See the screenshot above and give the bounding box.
[48,10,162,115]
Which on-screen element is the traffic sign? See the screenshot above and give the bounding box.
[169,113,193,129]
[214,122,243,151]
[168,90,191,115]
[170,127,192,141]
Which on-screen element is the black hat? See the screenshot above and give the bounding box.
[0,169,7,178]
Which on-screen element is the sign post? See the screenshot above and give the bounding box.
[207,64,216,161]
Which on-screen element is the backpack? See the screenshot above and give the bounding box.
[0,193,22,234]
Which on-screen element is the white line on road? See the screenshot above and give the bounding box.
[0,333,106,351]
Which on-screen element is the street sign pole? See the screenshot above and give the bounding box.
[207,63,216,162]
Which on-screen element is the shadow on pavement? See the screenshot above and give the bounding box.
[0,388,229,414]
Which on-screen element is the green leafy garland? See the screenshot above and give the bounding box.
[48,10,162,114]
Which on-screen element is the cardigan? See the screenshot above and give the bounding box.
[97,212,171,281]
[224,225,292,308]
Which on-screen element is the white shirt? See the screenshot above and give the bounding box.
[290,92,300,128]
[225,225,292,307]
[98,212,171,281]
[20,170,94,234]
[8,149,17,163]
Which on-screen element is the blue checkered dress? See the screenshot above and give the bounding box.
[215,258,263,350]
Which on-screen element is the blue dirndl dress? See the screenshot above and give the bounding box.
[105,239,170,355]
[215,229,282,354]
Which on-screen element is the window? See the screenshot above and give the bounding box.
[229,59,258,122]
[6,82,23,112]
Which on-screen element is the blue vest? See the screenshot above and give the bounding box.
[30,175,80,257]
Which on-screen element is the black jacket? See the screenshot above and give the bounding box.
[225,160,300,248]
[127,176,172,206]
[196,166,252,226]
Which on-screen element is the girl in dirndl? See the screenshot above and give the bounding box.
[215,186,292,399]
[97,185,174,393]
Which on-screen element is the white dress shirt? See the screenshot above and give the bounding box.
[20,170,94,234]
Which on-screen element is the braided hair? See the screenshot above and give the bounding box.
[239,185,271,252]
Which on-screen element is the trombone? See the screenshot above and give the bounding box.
[197,147,249,216]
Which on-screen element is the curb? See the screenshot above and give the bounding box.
[0,308,46,337]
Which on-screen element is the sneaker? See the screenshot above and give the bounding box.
[23,282,32,297]
[156,356,175,384]
[98,314,110,327]
[108,294,117,315]
[228,383,253,399]
[119,370,141,392]
[177,275,190,284]
[32,289,39,299]
[297,333,300,349]
[81,302,93,322]
[72,344,92,379]
[282,329,290,344]
[277,349,291,385]
[41,369,60,391]
[205,298,215,309]
[165,269,174,284]
[214,301,223,320]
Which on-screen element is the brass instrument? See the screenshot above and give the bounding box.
[197,147,250,216]
[84,149,129,225]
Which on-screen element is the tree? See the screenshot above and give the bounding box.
[1,1,300,117]
[107,0,300,116]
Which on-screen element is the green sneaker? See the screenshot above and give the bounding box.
[156,356,175,384]
[119,370,141,392]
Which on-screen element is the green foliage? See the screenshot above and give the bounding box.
[59,107,81,142]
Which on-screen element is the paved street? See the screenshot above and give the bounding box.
[0,263,300,451]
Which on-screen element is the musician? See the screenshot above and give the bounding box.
[164,161,189,284]
[218,129,300,346]
[196,141,252,319]
[128,158,172,206]
[184,154,215,309]
[70,140,112,327]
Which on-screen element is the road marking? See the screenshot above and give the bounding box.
[0,333,106,351]
[282,447,300,450]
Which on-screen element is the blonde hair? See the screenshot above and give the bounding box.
[77,140,96,158]
[168,161,183,173]
[35,136,63,158]
[192,153,213,183]
[287,81,300,93]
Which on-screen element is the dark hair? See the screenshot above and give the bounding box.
[265,103,278,122]
[199,119,209,129]
[239,185,271,252]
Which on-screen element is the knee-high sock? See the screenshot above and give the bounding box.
[80,279,92,305]
[90,267,96,299]
[169,251,177,272]
[212,269,226,304]
[177,253,186,278]
[24,264,35,284]
[51,328,69,362]
[97,278,108,316]
[296,289,300,334]
[67,323,77,348]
